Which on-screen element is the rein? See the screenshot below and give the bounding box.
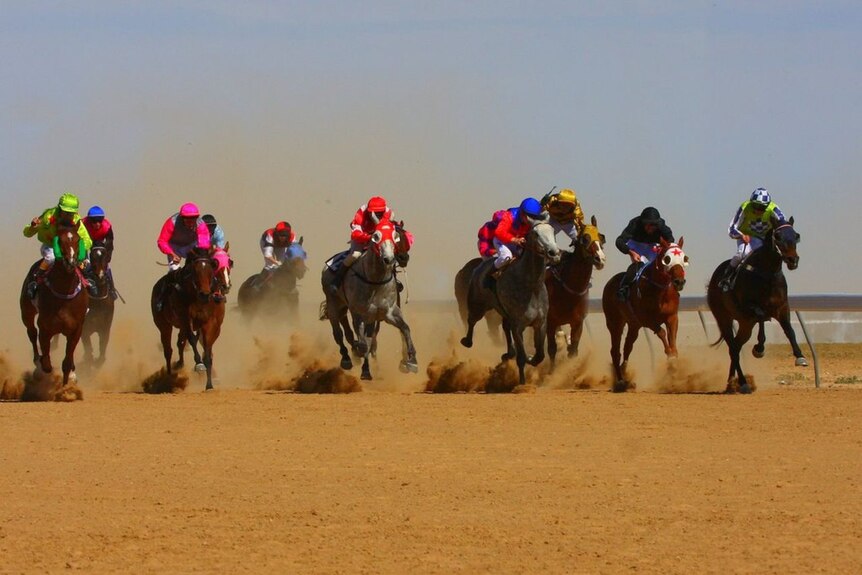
[45,267,85,300]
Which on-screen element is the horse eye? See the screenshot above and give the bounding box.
[663,255,671,265]
[371,231,382,243]
[580,235,590,246]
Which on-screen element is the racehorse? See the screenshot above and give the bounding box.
[151,248,226,390]
[460,216,561,386]
[19,223,89,389]
[454,258,503,346]
[601,237,689,392]
[545,215,606,369]
[321,220,417,380]
[237,239,307,321]
[81,243,115,368]
[707,218,803,393]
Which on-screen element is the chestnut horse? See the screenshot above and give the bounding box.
[321,220,417,380]
[601,237,689,392]
[545,215,606,369]
[460,217,561,386]
[81,244,115,368]
[707,219,803,393]
[151,248,226,390]
[19,223,89,388]
[238,239,307,321]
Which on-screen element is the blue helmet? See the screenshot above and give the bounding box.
[87,205,105,218]
[750,188,771,206]
[519,197,543,219]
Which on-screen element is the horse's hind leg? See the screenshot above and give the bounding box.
[547,322,559,371]
[385,307,418,373]
[752,321,766,359]
[329,315,353,370]
[501,318,515,361]
[158,326,173,373]
[460,306,484,349]
[187,331,205,372]
[729,321,756,393]
[360,321,376,380]
[776,311,808,366]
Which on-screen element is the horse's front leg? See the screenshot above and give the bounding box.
[97,325,111,368]
[729,320,756,394]
[752,321,767,359]
[500,318,515,361]
[568,317,585,358]
[547,322,559,371]
[360,321,376,381]
[329,314,353,370]
[512,327,528,386]
[81,330,94,366]
[174,329,188,370]
[776,310,808,366]
[529,318,546,367]
[187,330,205,373]
[385,307,418,373]
[199,332,214,391]
[61,327,83,387]
[665,313,679,359]
[38,328,54,375]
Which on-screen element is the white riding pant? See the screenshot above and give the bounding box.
[40,243,56,263]
[492,238,521,269]
[730,237,764,268]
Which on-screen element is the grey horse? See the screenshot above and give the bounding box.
[460,216,561,386]
[321,220,418,380]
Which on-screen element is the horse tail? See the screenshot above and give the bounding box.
[710,334,726,348]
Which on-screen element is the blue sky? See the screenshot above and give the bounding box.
[1,1,860,306]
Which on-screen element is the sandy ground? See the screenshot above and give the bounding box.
[1,302,861,574]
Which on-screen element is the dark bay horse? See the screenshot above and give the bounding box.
[238,239,307,321]
[707,219,803,393]
[546,215,607,369]
[151,249,226,390]
[81,244,115,368]
[321,220,417,380]
[601,237,689,392]
[460,216,561,386]
[19,223,89,388]
[454,258,503,346]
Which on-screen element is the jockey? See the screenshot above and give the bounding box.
[23,193,93,299]
[541,187,585,246]
[328,196,393,294]
[202,214,229,300]
[155,202,212,310]
[81,205,118,299]
[253,221,297,290]
[486,197,544,285]
[718,187,789,291]
[614,206,675,301]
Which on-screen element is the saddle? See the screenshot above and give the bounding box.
[324,250,350,272]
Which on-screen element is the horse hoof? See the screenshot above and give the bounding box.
[739,383,752,394]
[399,361,419,374]
[205,382,214,391]
[194,363,206,373]
[460,337,472,348]
[612,379,629,393]
[340,359,353,370]
[361,372,372,381]
[795,357,809,367]
[68,372,78,383]
[500,353,514,361]
[752,346,765,359]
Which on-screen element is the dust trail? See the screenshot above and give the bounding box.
[252,333,361,393]
[543,350,607,391]
[652,357,728,393]
[141,369,189,394]
[20,370,83,402]
[0,353,24,400]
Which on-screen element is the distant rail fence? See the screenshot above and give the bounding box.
[411,294,862,389]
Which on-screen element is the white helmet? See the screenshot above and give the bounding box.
[750,187,771,206]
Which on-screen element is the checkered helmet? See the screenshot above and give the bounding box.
[750,187,771,206]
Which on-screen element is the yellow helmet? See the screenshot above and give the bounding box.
[555,188,577,205]
[57,193,80,213]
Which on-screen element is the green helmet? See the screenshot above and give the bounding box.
[57,193,80,213]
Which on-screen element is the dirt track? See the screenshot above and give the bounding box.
[1,340,861,574]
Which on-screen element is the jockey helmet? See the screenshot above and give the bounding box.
[556,188,577,205]
[367,196,387,213]
[519,197,543,219]
[275,221,292,233]
[58,193,80,213]
[750,187,771,206]
[202,214,217,233]
[179,202,200,218]
[640,206,662,225]
[87,205,105,218]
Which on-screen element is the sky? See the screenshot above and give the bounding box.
[1,0,861,314]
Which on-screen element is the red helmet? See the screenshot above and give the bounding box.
[367,196,387,213]
[275,221,291,233]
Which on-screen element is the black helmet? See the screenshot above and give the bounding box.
[202,214,217,233]
[640,207,662,225]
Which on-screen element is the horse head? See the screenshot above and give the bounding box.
[89,244,109,281]
[657,236,689,292]
[185,248,216,302]
[773,217,800,270]
[577,215,607,270]
[393,221,413,267]
[213,243,233,294]
[528,215,561,265]
[55,222,82,272]
[368,220,399,267]
[285,237,308,280]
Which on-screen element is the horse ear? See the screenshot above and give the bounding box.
[591,214,597,227]
[660,237,669,248]
[678,236,684,248]
[224,241,230,253]
[788,216,794,226]
[298,236,304,246]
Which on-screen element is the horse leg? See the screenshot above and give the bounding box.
[777,311,808,366]
[329,316,353,370]
[360,321,375,380]
[529,318,547,367]
[61,328,82,387]
[385,307,418,373]
[568,319,585,358]
[606,318,625,387]
[617,324,640,392]
[547,322,558,372]
[501,318,515,361]
[460,306,484,349]
[81,329,94,367]
[38,329,54,375]
[97,325,111,368]
[158,325,173,373]
[199,329,215,390]
[512,327,528,386]
[665,314,680,359]
[752,321,766,358]
[729,320,756,393]
[187,330,205,372]
[174,330,187,370]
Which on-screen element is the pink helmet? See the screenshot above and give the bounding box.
[179,202,200,217]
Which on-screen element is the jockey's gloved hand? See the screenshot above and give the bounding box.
[80,259,90,270]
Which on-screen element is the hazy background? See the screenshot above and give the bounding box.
[1,2,861,370]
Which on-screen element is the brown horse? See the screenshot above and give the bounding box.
[151,248,226,390]
[238,239,307,321]
[81,243,115,368]
[19,223,90,389]
[454,257,503,346]
[707,219,803,393]
[601,237,689,392]
[545,216,606,369]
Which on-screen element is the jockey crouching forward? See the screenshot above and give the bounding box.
[541,187,585,247]
[154,202,213,311]
[23,192,93,300]
[485,197,544,288]
[718,187,788,292]
[614,206,675,301]
[253,221,297,290]
[82,205,119,299]
[328,196,392,294]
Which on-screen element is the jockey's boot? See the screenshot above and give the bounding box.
[154,270,178,312]
[718,266,737,292]
[616,264,637,301]
[26,263,50,300]
[254,268,274,291]
[328,264,350,295]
